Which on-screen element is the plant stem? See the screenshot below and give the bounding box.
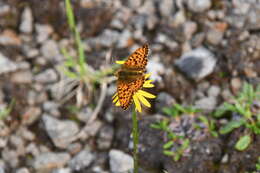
[132,110,139,173]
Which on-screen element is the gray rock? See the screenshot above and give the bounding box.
[19,7,33,33]
[246,6,260,30]
[231,1,260,29]
[110,18,124,30]
[40,39,62,62]
[206,29,224,45]
[22,45,39,59]
[26,142,39,156]
[195,96,217,111]
[147,58,165,82]
[67,143,82,155]
[43,101,60,117]
[97,125,114,150]
[42,114,79,148]
[207,85,221,97]
[68,148,94,171]
[9,135,25,155]
[18,127,36,141]
[82,120,103,138]
[109,149,133,173]
[0,138,7,148]
[155,33,178,50]
[2,149,19,168]
[156,92,176,111]
[15,168,30,173]
[221,88,233,101]
[33,152,70,170]
[21,106,41,125]
[0,53,17,74]
[0,160,5,173]
[10,70,33,84]
[183,21,197,40]
[34,69,58,83]
[172,10,186,27]
[117,30,132,48]
[159,0,174,17]
[52,168,71,173]
[187,0,212,13]
[92,29,120,47]
[175,47,216,81]
[36,24,53,43]
[77,107,93,122]
[127,0,142,9]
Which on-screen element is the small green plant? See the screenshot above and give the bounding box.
[150,118,190,161]
[214,82,260,151]
[150,104,202,161]
[198,115,218,137]
[162,103,201,118]
[60,0,118,104]
[0,100,15,120]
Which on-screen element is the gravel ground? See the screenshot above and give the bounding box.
[0,0,259,173]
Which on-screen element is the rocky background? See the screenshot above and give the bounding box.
[0,0,259,173]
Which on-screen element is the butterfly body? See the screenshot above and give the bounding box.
[116,44,149,110]
[116,68,144,82]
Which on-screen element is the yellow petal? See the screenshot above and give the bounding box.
[144,80,153,84]
[112,93,118,99]
[136,92,151,107]
[143,80,154,88]
[137,90,156,98]
[115,100,120,106]
[113,95,119,103]
[143,83,154,88]
[133,94,142,113]
[116,60,125,64]
[145,73,151,79]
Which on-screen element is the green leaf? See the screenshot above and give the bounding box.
[235,135,251,151]
[234,102,246,116]
[150,123,161,130]
[162,107,174,116]
[181,139,190,150]
[163,141,174,149]
[174,154,181,161]
[219,119,245,134]
[214,103,236,117]
[163,150,174,156]
[65,0,75,30]
[210,131,218,137]
[198,115,209,126]
[174,104,186,113]
[62,68,78,78]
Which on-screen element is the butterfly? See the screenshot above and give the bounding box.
[115,44,149,110]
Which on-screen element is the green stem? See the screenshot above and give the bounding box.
[132,110,139,173]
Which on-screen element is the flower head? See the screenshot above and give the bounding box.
[112,60,156,112]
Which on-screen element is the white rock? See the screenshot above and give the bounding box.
[20,7,33,33]
[0,53,17,74]
[42,114,79,148]
[109,149,133,173]
[187,0,212,13]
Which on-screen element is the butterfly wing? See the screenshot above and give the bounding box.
[117,76,145,110]
[124,44,149,69]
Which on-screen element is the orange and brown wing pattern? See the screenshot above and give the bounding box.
[117,76,145,110]
[124,44,148,69]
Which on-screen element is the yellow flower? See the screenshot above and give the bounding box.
[112,61,156,113]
